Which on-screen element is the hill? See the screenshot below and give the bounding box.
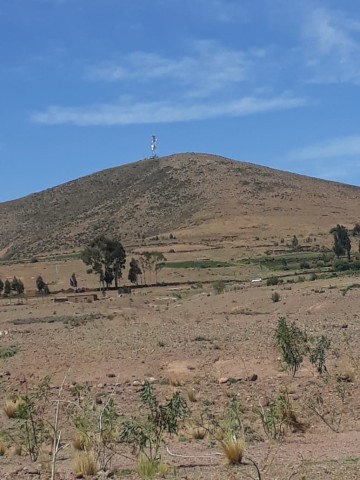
[1,152,359,259]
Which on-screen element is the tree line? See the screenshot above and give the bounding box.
[330,223,360,260]
[81,234,166,289]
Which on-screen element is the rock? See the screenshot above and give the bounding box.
[147,377,158,384]
[219,377,229,384]
[132,380,142,386]
[246,374,258,382]
[259,396,270,407]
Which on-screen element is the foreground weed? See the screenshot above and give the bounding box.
[305,375,351,433]
[67,382,120,471]
[199,396,246,464]
[258,391,305,440]
[309,335,331,374]
[120,381,188,462]
[275,317,307,377]
[6,376,52,461]
[0,345,18,359]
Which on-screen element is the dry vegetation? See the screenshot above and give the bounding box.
[0,154,360,479]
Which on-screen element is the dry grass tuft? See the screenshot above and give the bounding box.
[186,388,198,402]
[14,445,22,456]
[136,453,159,478]
[3,398,23,419]
[214,428,224,441]
[158,461,170,477]
[168,374,182,387]
[221,437,245,464]
[72,433,87,451]
[0,441,6,456]
[73,452,97,476]
[190,426,206,440]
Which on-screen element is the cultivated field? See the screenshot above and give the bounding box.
[0,237,360,479]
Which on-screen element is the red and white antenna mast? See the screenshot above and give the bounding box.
[151,135,157,158]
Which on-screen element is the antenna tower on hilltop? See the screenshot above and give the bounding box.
[151,135,157,158]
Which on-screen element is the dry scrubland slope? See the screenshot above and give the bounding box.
[1,153,360,258]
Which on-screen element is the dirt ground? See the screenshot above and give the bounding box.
[0,242,360,479]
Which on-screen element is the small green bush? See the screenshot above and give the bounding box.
[213,281,226,294]
[267,277,279,286]
[271,292,280,303]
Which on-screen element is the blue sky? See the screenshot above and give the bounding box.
[1,0,360,201]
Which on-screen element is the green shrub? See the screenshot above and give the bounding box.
[275,317,307,377]
[309,335,331,374]
[267,277,279,286]
[213,281,226,294]
[271,292,280,303]
[333,260,350,272]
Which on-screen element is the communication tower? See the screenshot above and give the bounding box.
[151,135,157,158]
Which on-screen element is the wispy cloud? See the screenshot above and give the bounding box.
[289,135,360,160]
[302,6,360,84]
[87,41,266,98]
[31,95,306,126]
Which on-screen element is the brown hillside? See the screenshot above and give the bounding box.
[0,152,359,258]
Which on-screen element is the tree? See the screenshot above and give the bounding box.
[69,273,78,289]
[330,225,351,260]
[81,235,126,289]
[139,252,166,284]
[153,253,166,284]
[36,275,48,294]
[353,223,360,252]
[128,258,142,285]
[4,279,11,297]
[12,277,24,296]
[291,235,299,249]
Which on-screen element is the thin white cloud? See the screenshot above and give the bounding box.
[87,41,265,98]
[289,135,360,160]
[302,6,360,84]
[31,95,306,126]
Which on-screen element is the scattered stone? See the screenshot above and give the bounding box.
[219,377,229,384]
[259,396,270,407]
[132,380,142,387]
[147,376,158,384]
[341,324,348,329]
[107,373,116,378]
[246,374,258,382]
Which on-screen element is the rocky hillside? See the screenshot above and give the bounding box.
[1,153,359,258]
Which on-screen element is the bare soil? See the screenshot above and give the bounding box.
[0,240,360,479]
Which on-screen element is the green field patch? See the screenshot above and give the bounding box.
[241,252,330,272]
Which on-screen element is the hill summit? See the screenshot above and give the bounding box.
[1,153,359,259]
